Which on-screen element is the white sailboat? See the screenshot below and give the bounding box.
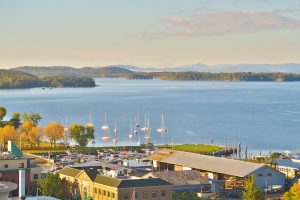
[157,114,168,133]
[141,115,151,132]
[144,118,151,143]
[87,113,94,128]
[113,123,118,145]
[101,113,110,141]
[128,120,133,139]
[101,112,109,131]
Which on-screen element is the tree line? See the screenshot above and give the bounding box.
[125,71,300,81]
[0,106,94,150]
[0,69,95,89]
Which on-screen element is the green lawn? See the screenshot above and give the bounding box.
[158,144,224,154]
[23,146,144,154]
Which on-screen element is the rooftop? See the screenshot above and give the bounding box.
[148,149,265,177]
[143,170,210,186]
[0,181,18,193]
[58,167,172,188]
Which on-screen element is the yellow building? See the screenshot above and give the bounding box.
[58,167,172,200]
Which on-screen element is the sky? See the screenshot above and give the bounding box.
[1,0,300,68]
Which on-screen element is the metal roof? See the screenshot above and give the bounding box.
[143,170,210,186]
[57,167,81,177]
[148,149,265,177]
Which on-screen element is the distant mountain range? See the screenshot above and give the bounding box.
[123,63,300,73]
[10,63,300,77]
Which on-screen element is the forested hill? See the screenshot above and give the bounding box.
[13,66,133,78]
[0,69,95,89]
[125,71,300,82]
[9,66,300,82]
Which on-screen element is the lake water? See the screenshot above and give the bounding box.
[1,78,300,154]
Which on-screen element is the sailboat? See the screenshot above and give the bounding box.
[64,116,69,132]
[133,116,138,134]
[141,115,151,132]
[144,118,151,143]
[128,120,133,139]
[135,112,140,128]
[87,113,94,128]
[101,113,110,141]
[157,114,168,133]
[113,123,118,145]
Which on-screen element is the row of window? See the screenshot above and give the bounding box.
[93,187,116,199]
[124,190,166,199]
[257,173,272,177]
[1,163,25,169]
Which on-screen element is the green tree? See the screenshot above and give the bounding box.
[0,107,6,121]
[10,112,21,128]
[242,175,264,200]
[284,181,300,200]
[37,173,70,199]
[69,123,95,148]
[22,112,42,125]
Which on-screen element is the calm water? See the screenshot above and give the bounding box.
[1,78,300,153]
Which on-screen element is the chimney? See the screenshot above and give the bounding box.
[19,169,26,199]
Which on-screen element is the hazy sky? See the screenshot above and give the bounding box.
[1,0,300,68]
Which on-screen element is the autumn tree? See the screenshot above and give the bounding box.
[21,121,35,147]
[242,175,264,200]
[284,181,300,200]
[22,112,42,125]
[28,126,44,148]
[69,124,95,148]
[0,125,18,150]
[0,107,6,121]
[45,123,64,148]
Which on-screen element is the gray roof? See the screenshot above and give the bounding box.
[148,149,265,177]
[143,170,210,186]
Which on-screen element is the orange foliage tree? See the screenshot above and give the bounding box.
[21,121,35,148]
[284,181,300,200]
[45,123,64,148]
[28,126,44,148]
[0,125,18,149]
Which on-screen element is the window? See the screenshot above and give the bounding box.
[103,190,106,196]
[84,187,87,199]
[152,191,157,198]
[19,163,24,168]
[107,191,110,197]
[143,191,148,198]
[161,190,166,197]
[112,192,115,198]
[98,188,101,195]
[258,173,263,177]
[135,192,138,199]
[33,174,38,180]
[124,192,130,199]
[267,173,272,176]
[94,187,97,194]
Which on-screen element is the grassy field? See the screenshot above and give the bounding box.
[23,146,144,154]
[158,144,224,154]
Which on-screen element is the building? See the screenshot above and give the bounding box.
[58,167,173,200]
[147,149,286,190]
[0,141,42,196]
[276,158,300,178]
